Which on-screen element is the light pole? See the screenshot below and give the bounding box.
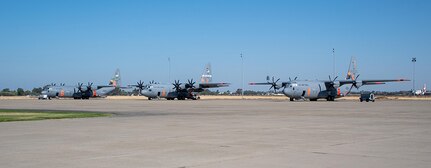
[168,57,171,83]
[412,57,416,92]
[241,53,244,99]
[332,48,335,77]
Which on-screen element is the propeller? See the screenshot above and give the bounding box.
[289,77,298,81]
[327,75,339,87]
[172,80,182,92]
[86,82,93,91]
[268,76,280,92]
[77,83,84,93]
[347,74,361,95]
[136,80,145,94]
[329,75,338,82]
[83,82,94,98]
[185,79,196,89]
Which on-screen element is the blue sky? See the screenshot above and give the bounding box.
[0,0,430,91]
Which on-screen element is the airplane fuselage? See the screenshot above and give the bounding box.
[280,80,348,101]
[41,85,115,99]
[140,84,198,100]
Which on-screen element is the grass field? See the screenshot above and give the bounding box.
[0,109,110,122]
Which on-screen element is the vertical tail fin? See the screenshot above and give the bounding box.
[109,69,121,87]
[200,63,212,84]
[346,56,358,80]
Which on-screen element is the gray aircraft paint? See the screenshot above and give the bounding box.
[40,70,120,99]
[136,63,229,100]
[250,58,409,101]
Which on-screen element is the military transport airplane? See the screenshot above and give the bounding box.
[413,84,430,96]
[39,70,121,99]
[134,63,229,100]
[250,58,409,101]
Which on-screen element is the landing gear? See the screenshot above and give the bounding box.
[290,98,294,101]
[326,96,335,101]
[148,97,152,100]
[310,99,318,101]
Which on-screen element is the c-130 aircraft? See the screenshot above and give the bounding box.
[250,58,409,101]
[39,69,121,99]
[134,64,229,100]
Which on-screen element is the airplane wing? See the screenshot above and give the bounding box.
[187,83,229,92]
[339,79,409,86]
[249,82,291,86]
[249,82,272,85]
[199,83,230,88]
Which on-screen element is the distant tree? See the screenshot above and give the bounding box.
[17,88,25,96]
[235,89,243,95]
[0,88,16,96]
[32,87,43,95]
[108,87,132,96]
[200,90,218,95]
[24,90,32,95]
[243,90,267,96]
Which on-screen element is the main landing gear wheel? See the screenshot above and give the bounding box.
[289,98,294,101]
[326,96,335,101]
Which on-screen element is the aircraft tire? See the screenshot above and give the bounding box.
[327,96,335,101]
[310,99,318,101]
[289,98,294,101]
[148,97,152,100]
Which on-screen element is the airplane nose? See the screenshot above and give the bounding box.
[283,88,292,96]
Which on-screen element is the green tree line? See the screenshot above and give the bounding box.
[0,88,42,96]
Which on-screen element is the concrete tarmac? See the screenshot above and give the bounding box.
[0,99,430,168]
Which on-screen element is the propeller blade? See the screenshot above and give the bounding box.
[347,85,354,95]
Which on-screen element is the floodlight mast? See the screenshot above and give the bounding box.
[412,57,416,92]
[241,53,244,99]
